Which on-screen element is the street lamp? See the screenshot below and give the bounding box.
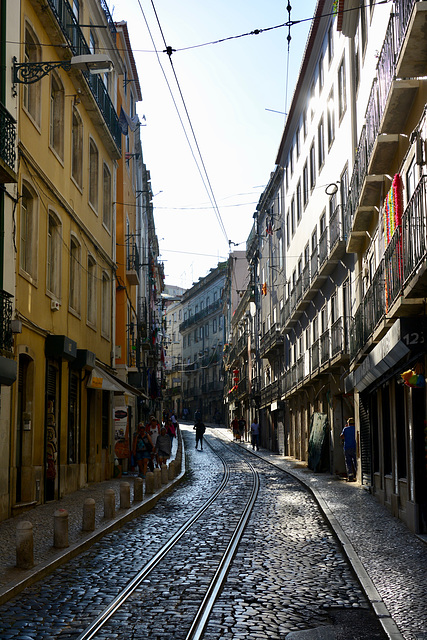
[12,54,113,85]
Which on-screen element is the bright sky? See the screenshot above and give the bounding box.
[110,0,317,288]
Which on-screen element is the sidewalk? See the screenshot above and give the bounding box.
[0,433,183,605]
[224,428,427,640]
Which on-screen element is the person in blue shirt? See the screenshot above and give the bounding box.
[341,417,357,482]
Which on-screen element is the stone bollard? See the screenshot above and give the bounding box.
[54,509,69,549]
[134,477,143,502]
[145,471,154,495]
[120,482,131,509]
[16,521,34,569]
[104,488,116,520]
[153,468,162,491]
[161,463,169,485]
[168,460,176,481]
[82,498,96,532]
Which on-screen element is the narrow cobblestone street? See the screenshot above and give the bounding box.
[0,425,398,640]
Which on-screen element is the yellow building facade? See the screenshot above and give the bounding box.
[9,0,124,514]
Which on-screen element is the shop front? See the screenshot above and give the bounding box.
[346,318,427,533]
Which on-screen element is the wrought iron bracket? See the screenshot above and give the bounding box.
[12,57,72,85]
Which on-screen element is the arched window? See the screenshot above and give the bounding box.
[71,107,83,187]
[69,234,81,313]
[103,164,112,230]
[89,139,99,211]
[47,212,62,298]
[50,73,64,158]
[20,182,38,280]
[23,25,41,124]
[87,255,97,326]
[101,271,111,338]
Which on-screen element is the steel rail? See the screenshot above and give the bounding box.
[76,438,234,640]
[184,460,260,640]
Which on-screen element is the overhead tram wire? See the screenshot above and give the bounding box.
[134,0,229,247]
[149,0,229,245]
[3,1,394,56]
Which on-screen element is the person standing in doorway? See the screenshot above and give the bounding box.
[251,419,260,451]
[194,418,206,451]
[341,417,357,481]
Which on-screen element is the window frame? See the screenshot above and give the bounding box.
[69,233,81,314]
[47,210,62,299]
[49,72,64,159]
[89,138,99,212]
[19,181,39,282]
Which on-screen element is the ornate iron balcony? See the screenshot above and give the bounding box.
[47,0,121,150]
[0,290,13,354]
[0,103,16,181]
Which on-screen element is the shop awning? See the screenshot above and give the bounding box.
[87,366,147,398]
[345,318,426,393]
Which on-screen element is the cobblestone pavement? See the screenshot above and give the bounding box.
[204,440,379,640]
[226,430,427,640]
[0,424,425,640]
[0,435,181,595]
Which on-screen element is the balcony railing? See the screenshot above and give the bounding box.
[350,175,427,359]
[290,286,297,313]
[127,241,140,272]
[246,221,258,260]
[311,246,318,280]
[237,376,248,397]
[302,261,310,294]
[344,0,419,237]
[329,205,343,251]
[331,316,344,357]
[0,103,16,177]
[237,333,247,355]
[180,298,222,331]
[311,338,320,370]
[260,324,284,357]
[319,228,328,268]
[297,355,304,383]
[320,329,330,365]
[401,175,427,282]
[295,273,302,306]
[0,290,13,354]
[47,0,121,150]
[99,0,117,36]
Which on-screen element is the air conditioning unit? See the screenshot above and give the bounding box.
[51,299,60,311]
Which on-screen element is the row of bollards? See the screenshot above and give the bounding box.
[15,452,183,570]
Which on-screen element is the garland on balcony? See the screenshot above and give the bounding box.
[383,174,403,246]
[383,174,403,312]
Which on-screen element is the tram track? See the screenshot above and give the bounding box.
[76,434,260,640]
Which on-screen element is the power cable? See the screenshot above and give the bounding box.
[149,0,229,245]
[133,0,229,246]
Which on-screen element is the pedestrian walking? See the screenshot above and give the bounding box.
[250,419,260,450]
[231,416,239,440]
[132,423,153,478]
[165,419,176,447]
[194,419,206,450]
[146,415,160,469]
[155,426,172,466]
[341,417,357,481]
[194,409,202,422]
